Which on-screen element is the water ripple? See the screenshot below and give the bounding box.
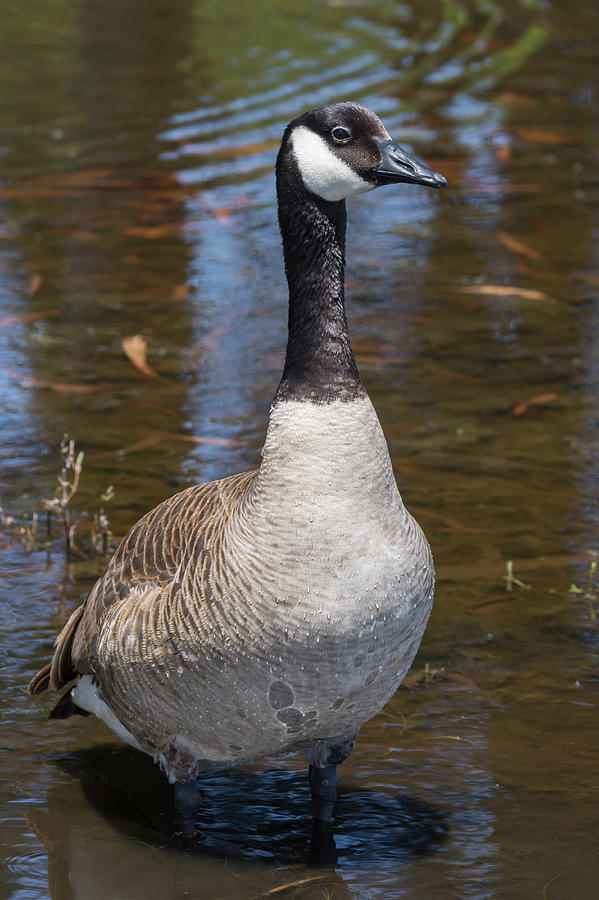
[160,0,547,190]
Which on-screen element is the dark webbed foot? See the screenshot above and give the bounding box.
[174,780,202,845]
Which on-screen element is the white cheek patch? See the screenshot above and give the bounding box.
[290,125,374,202]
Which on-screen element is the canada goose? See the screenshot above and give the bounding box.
[28,101,446,842]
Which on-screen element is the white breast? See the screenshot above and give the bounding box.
[243,395,417,618]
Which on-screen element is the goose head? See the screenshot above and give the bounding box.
[278,101,447,203]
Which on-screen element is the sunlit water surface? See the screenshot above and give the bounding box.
[1,1,598,898]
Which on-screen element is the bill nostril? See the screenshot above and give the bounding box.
[391,149,415,172]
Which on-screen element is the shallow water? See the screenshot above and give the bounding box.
[1,1,598,898]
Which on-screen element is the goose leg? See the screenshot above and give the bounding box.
[305,732,356,865]
[306,730,357,822]
[308,765,338,865]
[174,780,202,844]
[309,763,338,822]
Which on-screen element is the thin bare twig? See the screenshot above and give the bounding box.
[250,874,329,898]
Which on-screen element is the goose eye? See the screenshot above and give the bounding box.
[331,126,351,144]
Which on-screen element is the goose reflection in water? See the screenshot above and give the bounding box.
[29,748,445,898]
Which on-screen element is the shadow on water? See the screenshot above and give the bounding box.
[32,748,446,877]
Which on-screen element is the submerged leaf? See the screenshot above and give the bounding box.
[0,309,60,328]
[451,284,554,302]
[172,284,190,301]
[94,428,243,457]
[121,334,160,379]
[115,435,165,455]
[512,126,578,145]
[513,392,559,415]
[29,274,43,295]
[496,91,538,108]
[352,337,395,354]
[1,369,119,393]
[495,145,512,163]
[123,224,178,239]
[180,138,279,160]
[497,231,541,260]
[145,428,244,448]
[212,207,232,224]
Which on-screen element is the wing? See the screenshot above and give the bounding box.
[28,469,257,695]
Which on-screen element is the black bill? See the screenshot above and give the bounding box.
[374,138,447,189]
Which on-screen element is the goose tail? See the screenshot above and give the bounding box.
[48,688,90,719]
[27,602,86,696]
[27,662,51,695]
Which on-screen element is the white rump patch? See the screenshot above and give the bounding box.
[290,125,373,202]
[72,674,142,750]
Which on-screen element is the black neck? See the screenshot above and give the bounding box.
[274,153,365,404]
